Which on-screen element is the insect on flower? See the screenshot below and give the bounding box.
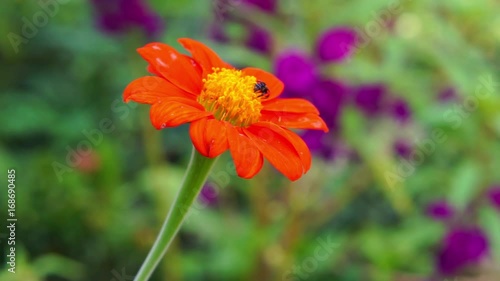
[254,81,270,99]
[123,38,328,181]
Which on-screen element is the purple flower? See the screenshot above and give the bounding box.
[438,87,457,102]
[245,25,273,54]
[274,50,318,93]
[353,84,387,116]
[209,22,229,43]
[243,0,277,13]
[301,130,331,158]
[310,79,348,130]
[90,0,163,37]
[391,98,412,123]
[394,139,412,159]
[300,131,348,160]
[300,76,350,160]
[316,27,357,63]
[437,227,489,275]
[426,200,454,221]
[487,186,500,210]
[198,183,219,206]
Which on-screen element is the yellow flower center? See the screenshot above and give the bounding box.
[198,68,263,127]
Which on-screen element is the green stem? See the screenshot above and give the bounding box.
[134,148,218,281]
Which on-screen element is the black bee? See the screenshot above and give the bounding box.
[254,81,270,99]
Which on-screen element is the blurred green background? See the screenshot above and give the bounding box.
[1,0,499,280]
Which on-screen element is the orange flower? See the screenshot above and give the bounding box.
[124,38,328,181]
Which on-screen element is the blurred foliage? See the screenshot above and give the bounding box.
[0,0,499,280]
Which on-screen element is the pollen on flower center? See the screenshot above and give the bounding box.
[198,68,263,127]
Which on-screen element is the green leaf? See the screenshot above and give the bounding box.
[448,161,481,209]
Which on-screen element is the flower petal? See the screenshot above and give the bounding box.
[147,64,162,77]
[244,126,303,181]
[242,67,284,100]
[178,38,230,77]
[147,54,202,78]
[123,76,194,104]
[262,98,319,114]
[259,111,329,132]
[190,118,229,158]
[137,43,202,95]
[226,124,264,179]
[149,97,211,129]
[253,122,312,173]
